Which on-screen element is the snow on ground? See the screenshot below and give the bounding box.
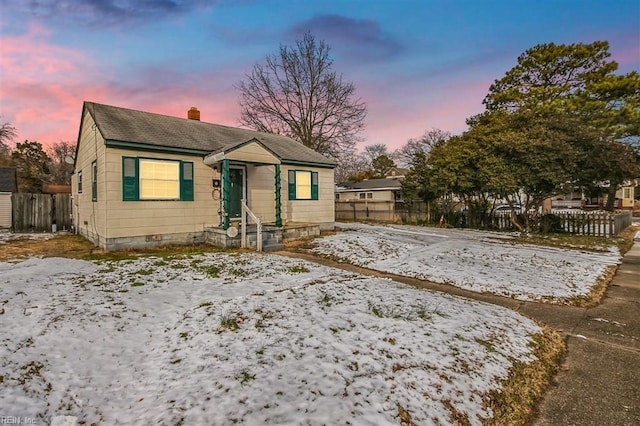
[1,253,541,425]
[310,223,621,302]
[0,230,56,245]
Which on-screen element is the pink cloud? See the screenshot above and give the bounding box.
[357,76,490,152]
[0,22,244,148]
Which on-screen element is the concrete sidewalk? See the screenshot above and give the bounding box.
[279,236,640,425]
[530,241,640,426]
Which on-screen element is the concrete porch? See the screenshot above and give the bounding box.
[205,222,320,252]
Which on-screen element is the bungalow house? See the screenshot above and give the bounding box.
[71,102,335,250]
[549,182,637,211]
[0,168,18,228]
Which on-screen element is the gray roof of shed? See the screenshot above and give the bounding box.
[0,168,17,192]
[83,102,335,166]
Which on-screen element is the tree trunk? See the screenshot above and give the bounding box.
[604,185,617,211]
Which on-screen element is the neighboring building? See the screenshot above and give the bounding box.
[335,178,403,202]
[385,167,409,179]
[71,102,335,250]
[0,168,18,228]
[550,182,637,211]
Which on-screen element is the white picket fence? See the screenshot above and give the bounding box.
[492,210,632,237]
[553,210,632,237]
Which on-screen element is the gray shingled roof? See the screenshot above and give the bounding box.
[338,178,402,190]
[84,102,335,166]
[0,168,17,192]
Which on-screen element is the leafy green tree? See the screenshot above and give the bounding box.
[11,141,51,193]
[484,41,640,210]
[371,155,396,177]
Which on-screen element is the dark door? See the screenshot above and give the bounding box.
[228,168,244,219]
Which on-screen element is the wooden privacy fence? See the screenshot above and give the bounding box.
[11,193,72,232]
[335,200,432,223]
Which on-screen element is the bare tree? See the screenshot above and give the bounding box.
[46,141,75,185]
[237,32,367,159]
[0,121,18,166]
[394,128,451,167]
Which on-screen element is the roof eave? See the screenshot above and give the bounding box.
[104,139,209,156]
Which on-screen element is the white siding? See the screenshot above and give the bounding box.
[226,142,279,164]
[72,111,108,246]
[281,165,334,225]
[0,193,11,228]
[103,148,219,238]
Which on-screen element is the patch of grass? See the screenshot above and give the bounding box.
[179,332,189,340]
[236,370,256,386]
[135,269,153,276]
[199,265,222,278]
[442,399,471,426]
[170,358,182,364]
[0,234,95,262]
[318,292,333,308]
[475,338,496,353]
[219,312,244,332]
[288,265,310,274]
[415,306,433,321]
[565,264,617,307]
[254,309,273,330]
[369,302,384,318]
[131,282,145,287]
[153,260,168,267]
[228,267,247,277]
[397,404,416,426]
[483,326,565,425]
[197,302,213,309]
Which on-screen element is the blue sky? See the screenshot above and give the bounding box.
[1,0,638,151]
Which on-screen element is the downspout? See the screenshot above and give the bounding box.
[222,159,230,230]
[275,164,282,227]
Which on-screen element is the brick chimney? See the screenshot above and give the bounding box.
[187,107,200,121]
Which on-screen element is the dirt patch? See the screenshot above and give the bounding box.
[0,234,96,261]
[0,233,229,262]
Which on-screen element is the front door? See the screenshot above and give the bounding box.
[228,168,244,219]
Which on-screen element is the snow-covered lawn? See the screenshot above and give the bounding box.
[1,253,541,425]
[310,223,621,302]
[0,230,56,245]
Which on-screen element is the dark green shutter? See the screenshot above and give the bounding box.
[180,161,194,201]
[288,170,296,200]
[311,171,319,200]
[122,157,139,201]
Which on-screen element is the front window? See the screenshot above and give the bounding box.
[140,159,180,200]
[295,171,312,200]
[288,170,319,201]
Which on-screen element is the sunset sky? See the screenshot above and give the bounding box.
[1,0,638,152]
